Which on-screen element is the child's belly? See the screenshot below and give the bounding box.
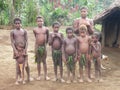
[65,45,76,55]
[52,39,61,50]
[17,57,25,64]
[79,44,89,54]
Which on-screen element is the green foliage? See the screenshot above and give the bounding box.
[0,0,114,26]
[50,8,68,25]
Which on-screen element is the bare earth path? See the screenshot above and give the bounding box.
[0,29,120,90]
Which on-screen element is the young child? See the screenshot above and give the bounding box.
[33,16,50,80]
[15,43,27,84]
[49,22,65,82]
[62,27,78,83]
[77,24,92,82]
[73,6,94,36]
[10,18,32,85]
[91,33,103,82]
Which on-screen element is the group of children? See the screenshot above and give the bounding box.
[10,7,103,85]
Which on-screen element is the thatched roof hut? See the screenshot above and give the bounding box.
[94,0,120,48]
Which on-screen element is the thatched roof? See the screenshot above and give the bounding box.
[94,0,120,24]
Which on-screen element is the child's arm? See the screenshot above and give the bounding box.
[62,39,67,63]
[24,30,28,54]
[46,28,49,43]
[10,31,18,54]
[77,38,81,60]
[92,42,101,52]
[48,33,53,46]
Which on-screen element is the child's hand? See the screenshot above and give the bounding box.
[14,50,19,56]
[62,56,67,64]
[23,49,27,55]
[75,56,78,62]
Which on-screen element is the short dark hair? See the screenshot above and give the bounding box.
[93,32,100,39]
[14,18,21,24]
[52,22,60,27]
[80,6,88,11]
[36,16,43,20]
[66,27,73,33]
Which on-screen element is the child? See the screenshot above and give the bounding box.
[10,18,32,84]
[73,6,94,35]
[15,43,27,85]
[77,24,92,82]
[91,33,103,82]
[33,16,50,80]
[49,22,65,82]
[62,27,78,83]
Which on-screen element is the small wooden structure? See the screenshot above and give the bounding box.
[94,0,120,48]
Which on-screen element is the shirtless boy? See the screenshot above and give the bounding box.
[77,24,92,82]
[49,22,65,82]
[91,33,103,82]
[73,6,94,35]
[10,18,32,84]
[33,16,50,80]
[62,27,78,83]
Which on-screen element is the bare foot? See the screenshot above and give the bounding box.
[73,80,77,83]
[18,78,22,82]
[36,76,41,81]
[60,78,65,83]
[66,80,71,84]
[22,81,26,84]
[99,78,103,82]
[29,77,34,81]
[79,79,84,83]
[15,81,19,85]
[45,76,50,80]
[87,78,92,82]
[52,78,58,82]
[90,74,95,79]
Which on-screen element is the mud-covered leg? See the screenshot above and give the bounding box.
[15,62,20,85]
[79,62,84,82]
[43,53,50,80]
[97,57,103,82]
[66,65,71,84]
[86,54,92,82]
[59,59,65,82]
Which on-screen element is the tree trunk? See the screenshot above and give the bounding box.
[9,0,15,26]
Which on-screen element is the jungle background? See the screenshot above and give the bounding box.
[0,0,114,26]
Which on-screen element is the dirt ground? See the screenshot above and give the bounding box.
[0,29,120,90]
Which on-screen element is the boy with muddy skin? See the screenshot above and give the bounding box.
[10,18,32,85]
[77,24,92,83]
[73,6,94,36]
[62,27,78,83]
[49,22,65,82]
[33,16,50,80]
[91,33,103,82]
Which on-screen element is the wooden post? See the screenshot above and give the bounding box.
[102,22,105,48]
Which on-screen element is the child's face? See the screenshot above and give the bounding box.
[80,9,88,18]
[92,35,98,42]
[53,24,60,32]
[37,18,44,27]
[67,30,73,38]
[80,30,86,37]
[14,21,21,29]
